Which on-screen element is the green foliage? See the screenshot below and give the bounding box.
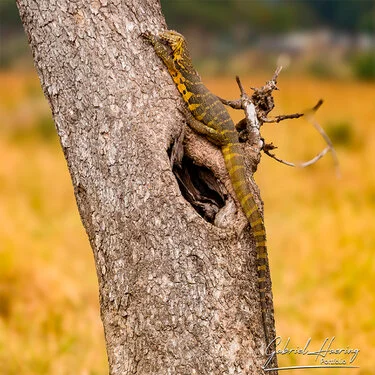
[308,59,335,79]
[3,0,374,38]
[325,120,356,148]
[0,0,23,28]
[7,116,57,144]
[160,0,374,34]
[161,0,314,34]
[351,52,375,81]
[0,35,30,69]
[35,116,56,141]
[305,0,375,32]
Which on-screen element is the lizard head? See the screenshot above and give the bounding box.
[159,30,189,66]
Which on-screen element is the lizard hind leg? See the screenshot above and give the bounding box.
[183,110,226,147]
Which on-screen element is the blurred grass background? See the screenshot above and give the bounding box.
[1,0,374,374]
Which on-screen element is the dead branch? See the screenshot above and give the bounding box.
[304,106,341,177]
[218,96,242,109]
[219,68,338,173]
[233,76,263,150]
[262,99,323,124]
[261,112,304,123]
[264,146,331,168]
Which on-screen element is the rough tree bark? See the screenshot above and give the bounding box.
[16,0,277,373]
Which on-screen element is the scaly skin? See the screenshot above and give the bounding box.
[143,30,270,346]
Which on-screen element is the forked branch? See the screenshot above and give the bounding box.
[219,67,339,173]
[263,145,331,168]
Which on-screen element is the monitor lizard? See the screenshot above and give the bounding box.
[142,29,271,348]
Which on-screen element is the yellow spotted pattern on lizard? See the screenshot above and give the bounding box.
[143,30,270,346]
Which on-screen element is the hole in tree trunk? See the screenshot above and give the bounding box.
[168,147,227,223]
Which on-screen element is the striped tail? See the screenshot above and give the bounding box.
[222,142,270,346]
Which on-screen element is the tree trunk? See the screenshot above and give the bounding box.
[16,0,276,373]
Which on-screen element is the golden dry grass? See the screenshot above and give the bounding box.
[206,75,375,373]
[0,73,108,374]
[1,71,374,374]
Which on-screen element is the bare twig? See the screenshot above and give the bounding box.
[262,112,304,123]
[262,99,323,124]
[271,66,283,83]
[254,65,282,93]
[218,76,247,108]
[235,76,262,149]
[219,66,282,111]
[264,146,331,168]
[236,75,245,96]
[219,69,338,174]
[218,96,242,109]
[304,107,341,177]
[312,99,324,112]
[261,97,339,175]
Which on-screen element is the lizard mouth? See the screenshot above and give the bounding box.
[159,31,185,59]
